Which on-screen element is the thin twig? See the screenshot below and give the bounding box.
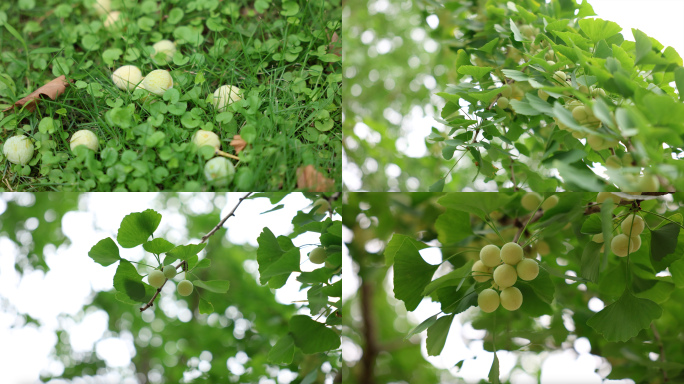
[651,323,669,382]
[509,159,518,191]
[216,149,240,161]
[140,193,253,312]
[513,210,544,244]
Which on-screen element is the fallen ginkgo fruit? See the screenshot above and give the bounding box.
[212,85,242,111]
[3,135,35,165]
[93,0,111,15]
[192,130,221,151]
[204,157,235,187]
[151,40,176,63]
[142,69,173,96]
[104,11,121,28]
[112,65,143,91]
[70,130,99,152]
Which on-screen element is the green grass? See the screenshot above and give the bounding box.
[0,0,341,191]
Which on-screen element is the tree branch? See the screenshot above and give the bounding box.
[140,192,253,312]
[360,281,378,384]
[651,323,669,383]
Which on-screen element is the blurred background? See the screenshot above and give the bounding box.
[342,0,684,191]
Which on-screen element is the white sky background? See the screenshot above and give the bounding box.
[344,0,684,191]
[0,192,336,384]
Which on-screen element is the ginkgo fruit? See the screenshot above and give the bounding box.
[592,233,604,243]
[611,234,640,257]
[177,280,194,296]
[541,195,559,210]
[521,192,542,211]
[163,265,177,279]
[478,288,500,313]
[480,244,502,268]
[309,247,327,264]
[493,264,517,288]
[500,287,523,311]
[621,214,644,236]
[472,260,492,282]
[313,198,330,214]
[148,270,166,288]
[516,259,539,281]
[497,97,509,109]
[536,240,550,256]
[596,192,620,205]
[501,242,523,265]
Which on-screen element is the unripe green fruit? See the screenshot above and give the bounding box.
[309,247,327,264]
[622,152,634,166]
[493,263,517,288]
[621,214,644,236]
[638,174,659,192]
[587,135,611,151]
[497,97,509,109]
[500,286,523,311]
[500,85,513,98]
[591,87,606,97]
[313,198,330,214]
[480,244,502,268]
[501,242,523,265]
[592,233,604,243]
[538,89,549,101]
[553,70,566,83]
[536,240,550,256]
[596,192,620,204]
[478,288,500,313]
[605,155,622,169]
[472,260,492,282]
[520,25,536,39]
[521,192,542,211]
[163,265,177,279]
[578,85,589,94]
[541,195,559,210]
[572,105,588,122]
[516,259,539,281]
[177,279,194,296]
[148,270,166,288]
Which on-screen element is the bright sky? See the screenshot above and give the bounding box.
[0,193,336,383]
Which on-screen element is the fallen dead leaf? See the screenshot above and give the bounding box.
[329,31,341,57]
[230,135,247,154]
[3,75,72,112]
[296,165,335,192]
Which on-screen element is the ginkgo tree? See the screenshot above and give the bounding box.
[427,0,684,192]
[343,192,684,383]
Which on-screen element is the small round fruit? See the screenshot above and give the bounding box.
[212,85,242,111]
[578,84,589,94]
[112,65,143,91]
[629,235,642,252]
[478,288,500,313]
[70,130,99,152]
[192,130,221,151]
[592,233,604,243]
[3,135,35,165]
[501,242,523,265]
[177,279,194,296]
[93,0,111,15]
[541,195,559,210]
[497,97,509,109]
[638,174,659,192]
[151,39,176,62]
[516,259,539,281]
[596,192,620,204]
[472,260,492,282]
[309,247,327,264]
[553,70,566,83]
[142,69,174,96]
[148,270,166,288]
[313,198,330,214]
[621,214,644,236]
[103,10,121,28]
[163,265,177,279]
[480,244,502,268]
[605,155,622,169]
[204,157,235,187]
[572,105,589,122]
[536,240,550,256]
[500,286,523,311]
[500,85,512,98]
[611,234,634,257]
[538,89,549,101]
[493,264,517,288]
[521,192,542,211]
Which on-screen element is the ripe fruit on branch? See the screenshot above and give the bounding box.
[70,130,99,152]
[516,259,539,281]
[638,174,659,192]
[537,89,549,101]
[163,265,177,279]
[611,234,640,257]
[493,263,517,288]
[480,244,502,268]
[605,155,621,169]
[541,195,558,210]
[112,65,143,91]
[592,233,604,243]
[313,198,330,214]
[148,270,166,288]
[177,280,194,296]
[142,69,173,96]
[500,287,523,311]
[501,242,523,265]
[192,130,221,151]
[552,70,567,84]
[521,192,542,211]
[204,157,235,187]
[621,214,644,236]
[596,192,620,205]
[500,85,512,98]
[478,288,500,313]
[3,135,35,165]
[536,240,550,256]
[497,97,509,109]
[309,247,327,264]
[472,260,492,282]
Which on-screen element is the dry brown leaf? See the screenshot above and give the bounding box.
[296,165,335,192]
[230,135,247,154]
[3,75,72,112]
[329,31,341,57]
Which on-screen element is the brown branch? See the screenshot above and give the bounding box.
[140,193,252,312]
[509,159,518,191]
[360,281,377,384]
[513,210,544,244]
[651,323,669,383]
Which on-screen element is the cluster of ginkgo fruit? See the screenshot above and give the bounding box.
[472,242,540,313]
[592,193,645,257]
